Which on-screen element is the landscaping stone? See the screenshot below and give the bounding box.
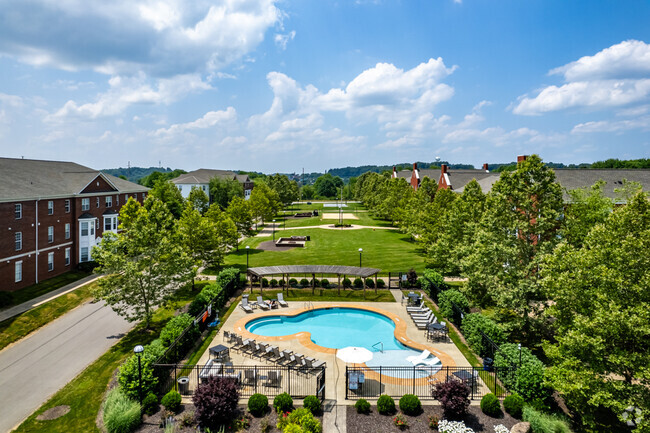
[511,421,531,433]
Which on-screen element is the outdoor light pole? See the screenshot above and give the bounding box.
[273,219,276,241]
[518,343,522,367]
[359,248,363,267]
[246,246,250,270]
[134,345,144,405]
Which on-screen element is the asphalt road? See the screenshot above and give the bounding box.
[0,300,133,433]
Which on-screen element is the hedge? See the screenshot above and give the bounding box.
[460,313,506,358]
[494,343,550,403]
[118,339,166,401]
[419,269,445,298]
[438,289,469,320]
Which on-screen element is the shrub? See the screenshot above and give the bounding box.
[260,416,271,433]
[118,340,165,401]
[342,278,352,288]
[235,415,251,430]
[503,394,525,419]
[248,393,269,416]
[461,313,506,358]
[353,277,364,288]
[522,405,572,433]
[103,387,141,433]
[300,278,310,287]
[279,279,286,287]
[142,392,159,416]
[313,278,321,287]
[192,376,240,428]
[179,411,195,427]
[365,278,375,288]
[321,279,330,288]
[406,268,418,287]
[438,289,469,320]
[432,379,470,420]
[276,408,322,433]
[161,390,182,413]
[355,399,371,414]
[438,420,474,433]
[0,291,13,308]
[377,279,386,288]
[78,260,99,272]
[262,278,269,288]
[428,415,439,429]
[494,343,550,403]
[274,392,293,413]
[399,394,422,415]
[377,395,396,415]
[270,279,278,288]
[419,269,445,297]
[289,278,298,287]
[303,395,322,415]
[394,413,408,429]
[160,313,199,350]
[480,393,501,417]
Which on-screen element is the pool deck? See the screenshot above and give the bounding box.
[197,299,473,405]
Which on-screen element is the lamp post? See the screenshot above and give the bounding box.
[273,219,276,241]
[358,248,363,267]
[518,343,522,367]
[134,345,144,405]
[246,245,250,270]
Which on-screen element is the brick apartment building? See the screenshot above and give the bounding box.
[171,169,254,200]
[0,158,148,292]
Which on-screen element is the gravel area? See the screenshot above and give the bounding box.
[257,240,301,251]
[347,405,520,433]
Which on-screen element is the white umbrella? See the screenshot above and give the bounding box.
[336,346,373,364]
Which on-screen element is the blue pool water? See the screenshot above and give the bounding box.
[245,307,442,376]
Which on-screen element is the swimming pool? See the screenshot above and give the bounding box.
[245,307,442,376]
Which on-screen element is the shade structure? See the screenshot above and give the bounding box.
[336,346,373,364]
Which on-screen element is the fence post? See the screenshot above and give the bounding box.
[345,366,348,400]
[413,366,416,395]
[379,366,382,398]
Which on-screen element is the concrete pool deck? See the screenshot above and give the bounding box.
[196,300,474,404]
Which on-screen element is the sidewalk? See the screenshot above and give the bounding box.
[0,274,100,322]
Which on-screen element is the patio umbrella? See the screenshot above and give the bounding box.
[336,346,373,364]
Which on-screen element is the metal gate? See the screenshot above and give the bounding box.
[388,272,402,289]
[316,367,326,401]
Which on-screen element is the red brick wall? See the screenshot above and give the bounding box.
[81,175,118,193]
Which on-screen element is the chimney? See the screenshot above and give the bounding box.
[441,164,448,174]
[482,163,489,172]
[517,155,528,164]
[413,162,418,171]
[392,166,397,178]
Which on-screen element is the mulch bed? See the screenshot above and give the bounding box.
[347,405,519,433]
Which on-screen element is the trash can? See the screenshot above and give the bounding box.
[177,376,190,395]
[306,235,311,241]
[483,357,493,372]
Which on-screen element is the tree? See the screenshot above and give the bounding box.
[209,177,243,209]
[561,180,612,248]
[542,192,650,431]
[206,204,239,253]
[149,179,185,219]
[178,203,222,272]
[301,184,315,200]
[226,196,253,237]
[140,169,186,187]
[462,155,563,342]
[92,197,194,329]
[187,187,210,214]
[313,173,344,198]
[249,182,281,225]
[268,174,300,207]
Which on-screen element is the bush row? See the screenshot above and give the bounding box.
[494,343,550,403]
[276,277,385,288]
[460,313,506,359]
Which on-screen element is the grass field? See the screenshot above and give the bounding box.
[213,227,425,275]
[1,271,90,309]
[277,211,392,229]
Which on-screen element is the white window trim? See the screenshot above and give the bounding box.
[48,252,54,271]
[48,200,54,215]
[15,232,22,251]
[65,223,71,239]
[48,226,54,243]
[65,248,71,266]
[65,199,71,213]
[15,261,23,282]
[15,203,22,219]
[81,198,90,211]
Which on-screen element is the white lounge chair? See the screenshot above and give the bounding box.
[277,293,289,307]
[415,316,435,329]
[406,349,431,364]
[240,298,253,313]
[257,296,270,310]
[414,355,440,367]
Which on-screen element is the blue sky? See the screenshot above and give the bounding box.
[0,0,648,173]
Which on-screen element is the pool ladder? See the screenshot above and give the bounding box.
[304,301,314,311]
[372,341,384,353]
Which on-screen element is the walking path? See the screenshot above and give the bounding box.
[255,223,399,238]
[0,274,100,323]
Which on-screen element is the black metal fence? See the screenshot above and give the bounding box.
[345,365,514,401]
[154,364,326,401]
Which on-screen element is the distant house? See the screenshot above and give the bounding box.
[171,169,254,200]
[393,162,491,191]
[0,157,148,291]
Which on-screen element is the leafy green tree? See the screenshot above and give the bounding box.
[542,192,650,431]
[561,180,612,248]
[313,173,344,198]
[226,196,253,237]
[92,197,194,329]
[187,187,210,214]
[206,204,239,252]
[149,179,185,219]
[462,155,563,342]
[249,182,281,225]
[268,174,300,207]
[209,176,243,209]
[140,169,186,187]
[178,203,222,272]
[301,185,315,200]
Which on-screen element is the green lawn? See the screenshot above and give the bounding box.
[277,211,392,229]
[216,228,425,275]
[249,287,395,302]
[2,271,90,309]
[0,282,96,351]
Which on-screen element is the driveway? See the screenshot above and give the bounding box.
[0,300,133,433]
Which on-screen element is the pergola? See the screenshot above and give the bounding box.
[246,265,382,294]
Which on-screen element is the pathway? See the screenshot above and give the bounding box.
[255,222,399,238]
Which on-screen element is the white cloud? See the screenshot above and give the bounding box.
[0,93,24,108]
[514,40,650,115]
[0,0,281,77]
[155,107,237,135]
[274,30,296,50]
[572,116,650,134]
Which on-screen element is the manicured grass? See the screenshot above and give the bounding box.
[277,211,392,229]
[0,282,95,351]
[12,283,199,433]
[219,228,425,275]
[252,288,395,302]
[2,271,90,308]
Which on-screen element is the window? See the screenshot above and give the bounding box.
[81,221,88,236]
[80,247,89,262]
[124,194,128,203]
[116,195,119,206]
[96,197,100,208]
[81,198,90,211]
[48,226,54,243]
[142,192,146,200]
[15,203,22,219]
[48,200,54,215]
[65,223,71,239]
[104,216,118,231]
[106,196,112,208]
[15,261,22,282]
[15,232,22,250]
[65,248,70,266]
[65,199,71,213]
[48,252,54,271]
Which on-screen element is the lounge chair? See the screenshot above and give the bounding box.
[277,293,289,307]
[414,355,440,367]
[264,370,282,387]
[257,296,271,310]
[415,316,435,329]
[407,305,428,312]
[303,357,326,371]
[410,307,431,316]
[270,347,287,364]
[231,336,245,352]
[240,298,254,313]
[411,311,433,322]
[244,369,257,385]
[406,349,431,365]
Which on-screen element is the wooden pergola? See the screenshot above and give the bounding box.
[246,265,382,295]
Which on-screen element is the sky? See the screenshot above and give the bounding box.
[0,0,649,174]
